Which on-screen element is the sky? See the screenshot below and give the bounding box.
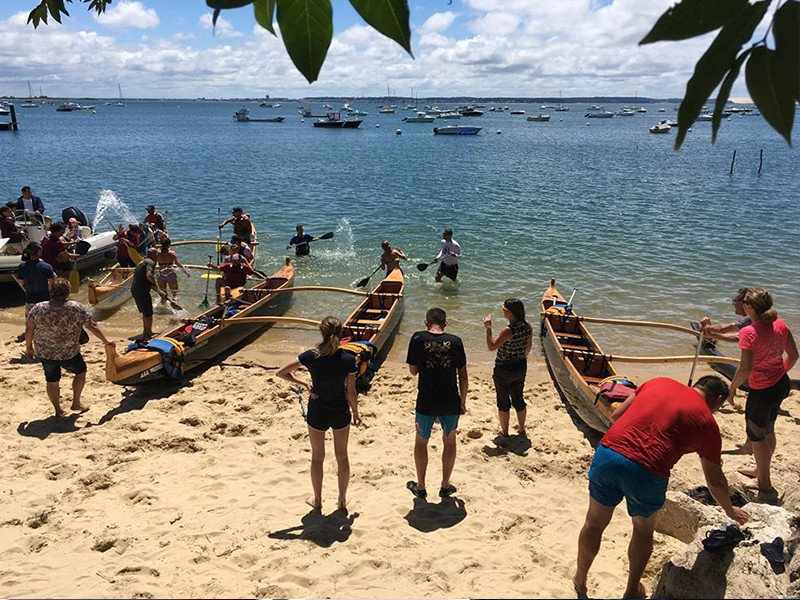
[0,0,761,100]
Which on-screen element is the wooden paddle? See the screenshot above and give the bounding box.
[687,332,704,386]
[103,215,143,265]
[68,264,80,294]
[416,259,437,271]
[356,265,382,288]
[287,231,335,249]
[199,255,212,308]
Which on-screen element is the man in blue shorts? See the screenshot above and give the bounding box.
[573,376,749,599]
[405,307,468,499]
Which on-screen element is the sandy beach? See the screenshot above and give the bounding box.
[1,304,798,599]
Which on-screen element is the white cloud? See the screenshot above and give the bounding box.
[93,1,159,31]
[419,12,458,35]
[199,13,242,40]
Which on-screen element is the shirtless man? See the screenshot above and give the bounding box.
[379,240,408,274]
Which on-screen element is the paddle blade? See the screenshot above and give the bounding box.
[319,231,334,240]
[201,273,221,279]
[128,246,144,265]
[416,262,430,271]
[355,276,370,288]
[198,297,210,308]
[69,269,80,294]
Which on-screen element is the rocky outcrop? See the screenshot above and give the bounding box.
[654,496,798,599]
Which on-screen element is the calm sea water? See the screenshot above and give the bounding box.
[2,100,798,362]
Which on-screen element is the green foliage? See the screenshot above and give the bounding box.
[253,0,277,34]
[350,0,412,55]
[207,0,255,7]
[643,0,797,149]
[276,0,333,84]
[27,0,110,28]
[746,47,796,145]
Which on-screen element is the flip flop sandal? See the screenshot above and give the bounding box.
[439,484,457,498]
[702,524,746,552]
[406,481,427,499]
[760,537,786,573]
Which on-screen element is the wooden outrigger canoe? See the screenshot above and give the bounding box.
[540,278,623,432]
[87,266,136,315]
[104,258,293,385]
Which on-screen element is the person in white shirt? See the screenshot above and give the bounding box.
[433,228,461,282]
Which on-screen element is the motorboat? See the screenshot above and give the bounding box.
[526,113,551,122]
[233,108,285,122]
[585,111,615,118]
[459,107,484,117]
[617,108,636,116]
[402,112,435,123]
[0,206,117,283]
[510,110,526,115]
[555,104,569,112]
[56,102,81,112]
[433,125,481,135]
[695,113,731,122]
[437,112,462,120]
[649,121,671,134]
[313,110,362,128]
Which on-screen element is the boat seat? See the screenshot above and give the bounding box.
[556,331,582,339]
[560,342,591,351]
[353,319,383,325]
[583,376,604,385]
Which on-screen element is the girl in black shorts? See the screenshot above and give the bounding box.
[277,317,361,510]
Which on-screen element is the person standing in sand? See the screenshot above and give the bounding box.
[573,376,749,599]
[25,278,115,417]
[726,288,798,495]
[483,298,533,437]
[276,316,361,510]
[406,307,468,499]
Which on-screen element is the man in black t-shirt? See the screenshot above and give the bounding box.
[405,307,469,500]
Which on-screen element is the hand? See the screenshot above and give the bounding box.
[104,340,115,347]
[352,413,362,427]
[726,390,738,408]
[286,245,291,250]
[460,403,467,415]
[483,315,492,329]
[728,506,749,525]
[25,346,34,360]
[699,316,711,329]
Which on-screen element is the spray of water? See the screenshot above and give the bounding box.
[92,189,139,232]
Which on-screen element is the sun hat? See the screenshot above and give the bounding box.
[68,217,78,224]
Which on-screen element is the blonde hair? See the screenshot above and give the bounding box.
[314,316,343,357]
[743,287,778,324]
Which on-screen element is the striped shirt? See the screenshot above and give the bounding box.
[496,321,532,366]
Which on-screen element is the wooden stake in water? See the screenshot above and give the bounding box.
[758,148,763,175]
[729,149,736,176]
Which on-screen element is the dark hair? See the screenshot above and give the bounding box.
[146,204,155,210]
[443,228,453,236]
[732,287,749,303]
[49,277,71,302]
[21,186,31,193]
[232,206,243,213]
[231,234,242,243]
[381,240,391,249]
[694,375,729,406]
[160,237,172,252]
[314,316,343,358]
[26,241,42,255]
[50,222,65,232]
[296,224,304,230]
[503,298,527,323]
[426,307,447,327]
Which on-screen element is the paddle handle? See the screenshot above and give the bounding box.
[688,332,704,386]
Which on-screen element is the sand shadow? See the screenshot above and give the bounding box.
[483,433,532,457]
[404,496,466,532]
[17,414,81,439]
[94,384,179,426]
[652,545,734,598]
[267,508,358,547]
[542,358,604,447]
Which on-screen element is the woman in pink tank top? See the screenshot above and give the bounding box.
[727,288,798,495]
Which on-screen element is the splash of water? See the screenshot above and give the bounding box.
[92,189,139,232]
[332,217,356,256]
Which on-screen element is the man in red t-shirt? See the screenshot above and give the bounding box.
[208,254,254,303]
[573,376,749,599]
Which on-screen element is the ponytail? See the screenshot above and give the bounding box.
[314,316,343,357]
[743,287,778,324]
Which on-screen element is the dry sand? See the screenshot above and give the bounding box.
[0,304,798,599]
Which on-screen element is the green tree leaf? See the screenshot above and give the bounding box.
[711,49,750,143]
[773,0,800,101]
[746,46,795,145]
[349,0,412,55]
[206,0,256,8]
[254,0,277,35]
[674,0,769,149]
[640,0,747,44]
[277,0,333,84]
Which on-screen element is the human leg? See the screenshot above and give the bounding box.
[414,433,429,492]
[70,370,88,411]
[41,360,65,416]
[332,424,351,509]
[441,428,457,490]
[493,367,512,435]
[307,425,326,508]
[574,497,615,594]
[624,514,657,598]
[508,368,527,434]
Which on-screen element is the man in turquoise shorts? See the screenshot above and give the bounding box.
[405,307,469,500]
[573,376,749,599]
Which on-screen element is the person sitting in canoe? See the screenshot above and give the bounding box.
[1,203,27,254]
[220,234,254,263]
[219,207,253,244]
[379,240,408,274]
[154,238,190,302]
[207,253,254,304]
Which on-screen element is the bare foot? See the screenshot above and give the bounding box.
[54,410,67,418]
[740,477,773,492]
[737,466,758,478]
[305,496,321,510]
[572,573,588,598]
[71,403,90,413]
[622,582,647,599]
[337,497,348,510]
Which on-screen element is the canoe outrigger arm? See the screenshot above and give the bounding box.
[561,347,740,365]
[540,314,701,338]
[218,315,320,328]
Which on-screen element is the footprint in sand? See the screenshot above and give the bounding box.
[45,463,79,480]
[124,488,159,505]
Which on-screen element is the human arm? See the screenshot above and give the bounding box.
[726,349,753,406]
[394,247,409,261]
[219,217,233,229]
[346,372,360,426]
[85,321,114,347]
[449,241,462,258]
[700,319,741,342]
[700,458,749,524]
[784,330,798,374]
[482,316,512,351]
[276,358,312,392]
[524,326,533,357]
[172,252,190,276]
[610,392,637,422]
[458,365,469,414]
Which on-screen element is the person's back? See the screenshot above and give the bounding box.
[299,348,356,409]
[601,377,721,478]
[408,329,466,416]
[740,318,790,389]
[40,233,63,265]
[18,257,55,305]
[132,258,155,291]
[28,298,90,361]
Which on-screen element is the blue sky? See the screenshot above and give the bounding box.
[0,0,751,100]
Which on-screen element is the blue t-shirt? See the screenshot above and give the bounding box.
[18,259,55,303]
[289,233,315,255]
